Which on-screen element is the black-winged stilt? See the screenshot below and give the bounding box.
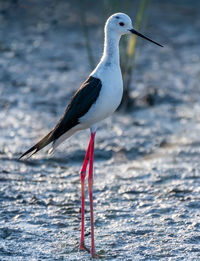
[20,13,163,257]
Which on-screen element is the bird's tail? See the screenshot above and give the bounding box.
[19,130,54,159]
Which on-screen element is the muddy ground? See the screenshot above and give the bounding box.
[1,0,200,260]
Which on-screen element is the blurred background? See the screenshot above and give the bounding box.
[1,0,200,260]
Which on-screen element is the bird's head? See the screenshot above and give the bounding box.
[106,13,163,47]
[106,13,133,36]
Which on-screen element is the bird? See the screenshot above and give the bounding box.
[19,13,163,258]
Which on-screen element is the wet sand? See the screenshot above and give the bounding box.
[1,1,200,260]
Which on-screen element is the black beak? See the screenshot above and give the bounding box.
[129,28,163,47]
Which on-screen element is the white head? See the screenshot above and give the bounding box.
[105,12,163,47]
[105,13,133,36]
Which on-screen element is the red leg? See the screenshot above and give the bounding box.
[88,132,98,257]
[79,136,92,252]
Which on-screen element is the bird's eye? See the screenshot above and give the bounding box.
[119,22,124,26]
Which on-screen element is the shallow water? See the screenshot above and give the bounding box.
[1,1,200,260]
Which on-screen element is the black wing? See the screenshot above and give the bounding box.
[19,76,102,159]
[51,76,102,140]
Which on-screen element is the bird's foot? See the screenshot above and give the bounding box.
[79,242,90,253]
[91,250,100,258]
[80,243,100,258]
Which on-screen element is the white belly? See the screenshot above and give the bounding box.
[79,66,123,127]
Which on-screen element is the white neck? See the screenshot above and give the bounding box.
[101,29,121,66]
[91,27,121,76]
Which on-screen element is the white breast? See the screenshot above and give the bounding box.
[79,64,123,127]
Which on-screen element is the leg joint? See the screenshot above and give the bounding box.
[80,170,86,180]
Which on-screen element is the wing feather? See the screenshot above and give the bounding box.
[19,76,102,159]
